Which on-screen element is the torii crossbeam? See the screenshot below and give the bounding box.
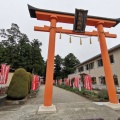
[28,4,120,112]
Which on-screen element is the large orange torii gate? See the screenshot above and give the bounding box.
[28,5,120,111]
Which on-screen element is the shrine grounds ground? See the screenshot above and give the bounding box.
[0,85,120,120]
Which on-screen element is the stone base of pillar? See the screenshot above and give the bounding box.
[104,102,120,110]
[37,104,56,114]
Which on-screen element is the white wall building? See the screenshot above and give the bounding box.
[68,44,120,89]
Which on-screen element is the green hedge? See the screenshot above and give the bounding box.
[27,72,32,92]
[57,84,109,102]
[7,68,29,100]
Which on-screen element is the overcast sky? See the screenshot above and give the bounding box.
[0,0,120,62]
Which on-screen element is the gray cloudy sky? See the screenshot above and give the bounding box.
[0,0,120,62]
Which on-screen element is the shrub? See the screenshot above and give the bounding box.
[80,88,86,95]
[85,90,98,100]
[7,68,29,100]
[27,72,32,92]
[97,89,109,100]
[73,88,79,93]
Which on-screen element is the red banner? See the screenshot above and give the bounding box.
[4,65,10,84]
[67,78,70,86]
[55,80,57,85]
[0,64,10,84]
[31,75,36,90]
[64,78,67,85]
[69,79,72,86]
[0,64,6,84]
[36,76,39,89]
[58,79,62,85]
[84,75,92,90]
[31,75,40,91]
[74,77,79,88]
[64,78,69,86]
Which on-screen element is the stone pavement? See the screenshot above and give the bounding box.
[0,85,120,120]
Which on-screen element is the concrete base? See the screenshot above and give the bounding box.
[37,104,56,114]
[93,102,108,106]
[104,102,120,110]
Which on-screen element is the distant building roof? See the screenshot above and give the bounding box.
[75,44,120,68]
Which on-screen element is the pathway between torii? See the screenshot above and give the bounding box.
[0,85,120,120]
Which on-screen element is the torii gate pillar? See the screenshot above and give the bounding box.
[38,16,57,113]
[97,22,118,103]
[44,15,57,106]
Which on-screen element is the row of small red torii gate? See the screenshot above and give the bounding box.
[28,5,120,107]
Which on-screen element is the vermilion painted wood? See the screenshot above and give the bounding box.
[97,22,118,103]
[43,16,57,106]
[34,26,117,38]
[35,11,116,28]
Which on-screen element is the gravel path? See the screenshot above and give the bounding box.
[27,85,90,105]
[0,85,120,120]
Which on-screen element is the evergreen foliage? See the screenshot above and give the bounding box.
[54,55,63,80]
[54,53,80,79]
[7,68,29,99]
[0,23,45,76]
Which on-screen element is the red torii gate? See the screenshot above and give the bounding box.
[28,5,120,111]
